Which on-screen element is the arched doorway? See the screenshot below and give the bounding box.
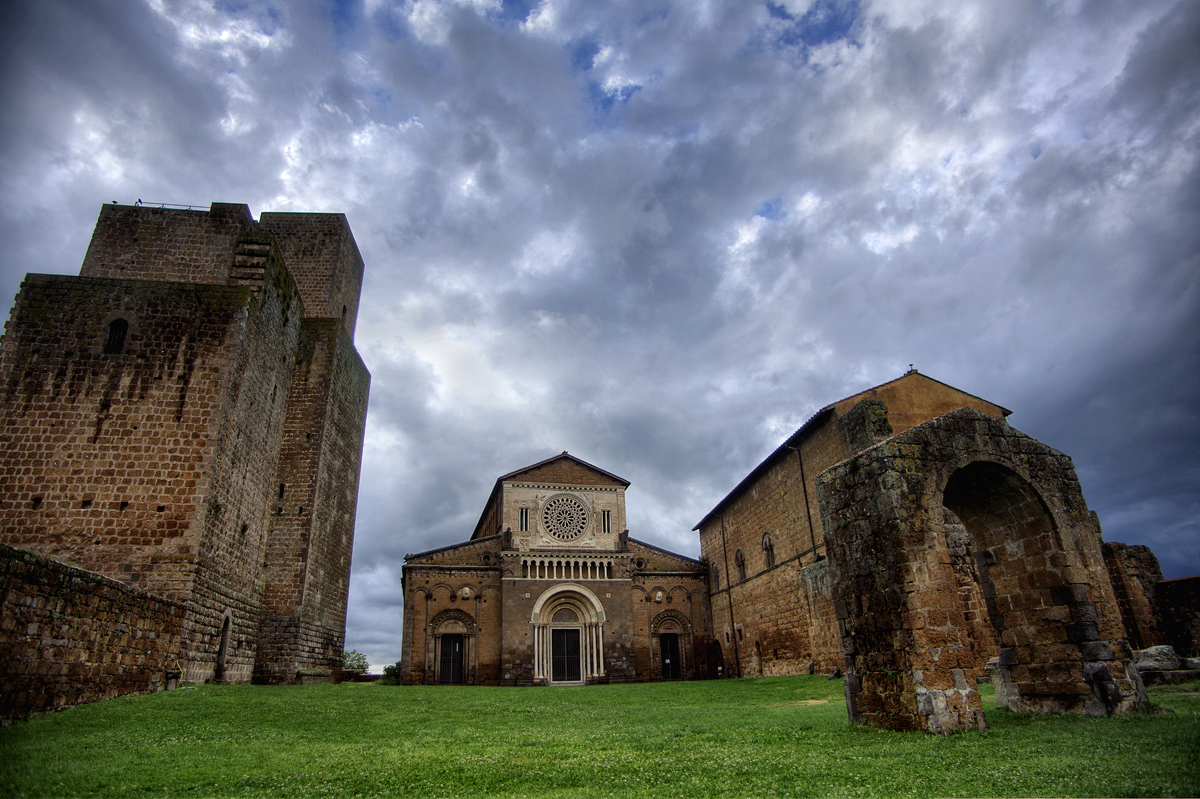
[942,460,1122,715]
[651,609,693,680]
[531,585,607,685]
[427,609,477,685]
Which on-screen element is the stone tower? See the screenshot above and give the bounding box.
[0,201,369,685]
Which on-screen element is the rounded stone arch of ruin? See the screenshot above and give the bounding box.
[425,607,479,685]
[938,459,1137,718]
[530,584,608,684]
[819,407,1147,734]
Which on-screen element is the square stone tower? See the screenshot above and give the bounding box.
[0,202,369,685]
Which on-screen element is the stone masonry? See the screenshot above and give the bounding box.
[0,202,369,714]
[399,453,713,686]
[816,405,1148,733]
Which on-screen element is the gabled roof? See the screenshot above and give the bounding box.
[495,451,630,487]
[692,371,1011,531]
[471,452,629,540]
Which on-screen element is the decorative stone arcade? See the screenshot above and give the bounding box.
[816,405,1148,733]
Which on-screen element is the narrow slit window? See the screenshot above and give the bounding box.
[519,507,529,532]
[103,318,129,354]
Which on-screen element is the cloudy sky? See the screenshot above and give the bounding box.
[2,0,1197,670]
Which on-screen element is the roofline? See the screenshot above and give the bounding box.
[628,536,703,567]
[406,533,502,562]
[470,452,630,539]
[691,371,1011,531]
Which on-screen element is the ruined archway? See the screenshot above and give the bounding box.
[818,407,1148,733]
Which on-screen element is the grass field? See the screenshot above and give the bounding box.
[1,676,1197,798]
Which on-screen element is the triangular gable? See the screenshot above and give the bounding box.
[498,451,629,488]
[693,371,1010,531]
[471,452,629,540]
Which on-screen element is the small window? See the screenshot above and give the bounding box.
[103,319,129,354]
[734,549,746,582]
[519,507,529,532]
[711,564,720,592]
[762,532,775,569]
[602,509,611,533]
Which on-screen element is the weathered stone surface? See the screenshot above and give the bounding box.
[0,202,369,716]
[694,371,1010,679]
[399,453,713,686]
[817,405,1148,733]
[1134,645,1180,672]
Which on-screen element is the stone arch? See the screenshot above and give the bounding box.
[426,608,478,685]
[941,460,1127,717]
[530,584,607,684]
[651,609,693,680]
[819,407,1147,733]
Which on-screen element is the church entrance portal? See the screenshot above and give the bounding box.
[660,633,681,679]
[439,634,465,684]
[551,629,582,682]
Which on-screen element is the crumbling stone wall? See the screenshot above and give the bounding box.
[1,544,184,721]
[817,406,1147,733]
[696,372,1011,679]
[1102,542,1167,650]
[1157,576,1200,657]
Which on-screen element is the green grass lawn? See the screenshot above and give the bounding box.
[1,676,1196,798]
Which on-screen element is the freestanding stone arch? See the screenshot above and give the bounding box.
[816,406,1148,733]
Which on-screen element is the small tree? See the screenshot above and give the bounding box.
[342,649,369,672]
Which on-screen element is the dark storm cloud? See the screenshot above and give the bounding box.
[0,0,1196,670]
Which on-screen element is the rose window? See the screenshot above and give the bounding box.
[542,494,589,541]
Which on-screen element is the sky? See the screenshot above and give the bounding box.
[1,0,1196,671]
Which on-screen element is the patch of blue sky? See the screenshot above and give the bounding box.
[569,38,603,75]
[587,80,642,117]
[766,0,860,49]
[755,196,786,220]
[330,0,358,35]
[213,0,283,37]
[494,0,542,27]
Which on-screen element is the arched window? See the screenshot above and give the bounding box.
[711,563,720,592]
[734,549,746,582]
[762,532,775,569]
[103,318,129,354]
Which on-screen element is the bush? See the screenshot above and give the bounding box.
[377,661,402,685]
[341,650,368,672]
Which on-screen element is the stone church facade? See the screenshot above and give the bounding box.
[0,201,369,712]
[399,453,713,684]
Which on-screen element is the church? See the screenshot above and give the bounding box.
[398,453,713,684]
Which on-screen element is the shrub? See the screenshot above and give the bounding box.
[341,650,368,672]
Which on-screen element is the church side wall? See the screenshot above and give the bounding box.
[80,203,253,285]
[700,414,848,677]
[0,544,185,721]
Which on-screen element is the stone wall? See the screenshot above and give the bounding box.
[0,274,259,599]
[1,544,184,721]
[255,320,370,683]
[817,406,1147,733]
[1157,576,1200,657]
[259,213,365,337]
[80,203,254,285]
[1102,542,1167,650]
